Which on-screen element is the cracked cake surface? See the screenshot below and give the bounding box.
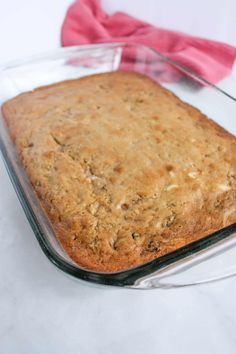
[2,71,236,272]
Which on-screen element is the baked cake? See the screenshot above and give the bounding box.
[2,72,236,272]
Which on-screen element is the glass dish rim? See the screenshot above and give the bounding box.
[0,42,236,288]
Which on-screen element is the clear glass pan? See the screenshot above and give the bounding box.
[0,43,236,289]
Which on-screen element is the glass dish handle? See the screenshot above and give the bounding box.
[131,231,236,289]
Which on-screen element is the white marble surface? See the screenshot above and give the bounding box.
[0,1,236,353]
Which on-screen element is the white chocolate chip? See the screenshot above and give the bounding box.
[166,184,178,191]
[188,171,198,179]
[218,184,231,192]
[169,171,176,178]
[155,221,162,229]
[87,175,99,181]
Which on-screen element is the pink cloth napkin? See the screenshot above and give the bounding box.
[61,0,236,84]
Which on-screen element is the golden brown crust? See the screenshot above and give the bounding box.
[2,71,236,272]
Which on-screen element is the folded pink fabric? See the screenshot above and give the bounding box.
[61,0,236,84]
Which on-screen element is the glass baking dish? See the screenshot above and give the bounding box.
[0,43,236,289]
